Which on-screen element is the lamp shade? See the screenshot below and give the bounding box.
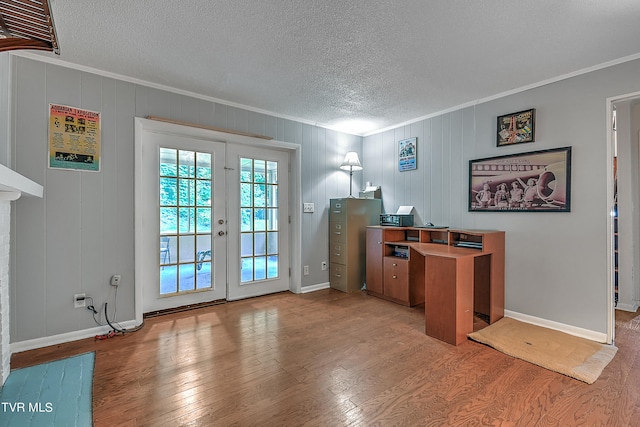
[339,152,363,171]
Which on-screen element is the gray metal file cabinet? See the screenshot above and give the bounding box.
[329,198,382,292]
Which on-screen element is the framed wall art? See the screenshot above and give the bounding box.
[398,137,417,171]
[469,146,571,212]
[497,108,535,147]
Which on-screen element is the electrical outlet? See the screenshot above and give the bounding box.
[321,261,327,271]
[74,293,86,308]
[110,274,121,287]
[303,203,315,213]
[303,265,309,275]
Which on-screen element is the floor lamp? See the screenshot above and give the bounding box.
[340,151,363,198]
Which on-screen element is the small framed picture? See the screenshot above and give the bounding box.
[398,137,417,171]
[497,108,536,147]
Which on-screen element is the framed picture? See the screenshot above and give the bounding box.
[469,146,571,212]
[398,137,417,171]
[497,108,535,147]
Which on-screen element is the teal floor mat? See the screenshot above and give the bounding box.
[0,352,94,426]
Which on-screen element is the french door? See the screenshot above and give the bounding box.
[136,121,291,314]
[140,131,227,313]
[227,145,290,300]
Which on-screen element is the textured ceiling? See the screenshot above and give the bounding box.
[22,0,640,135]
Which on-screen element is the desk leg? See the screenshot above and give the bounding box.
[425,255,474,345]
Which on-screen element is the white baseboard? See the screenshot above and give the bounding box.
[10,320,138,355]
[300,282,330,293]
[12,285,329,353]
[504,310,608,343]
[615,302,639,313]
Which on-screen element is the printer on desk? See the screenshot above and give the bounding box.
[379,205,414,227]
[380,214,414,227]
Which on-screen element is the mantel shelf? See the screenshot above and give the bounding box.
[0,164,43,199]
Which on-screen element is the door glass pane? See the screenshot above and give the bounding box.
[179,150,195,178]
[179,208,195,233]
[241,234,253,257]
[241,258,254,282]
[160,208,177,234]
[241,208,252,232]
[160,178,177,206]
[240,157,280,283]
[267,209,278,231]
[196,262,211,289]
[196,153,211,179]
[159,147,213,296]
[267,161,277,184]
[161,265,177,294]
[179,235,195,263]
[267,185,277,207]
[179,179,195,206]
[196,208,211,233]
[255,232,266,256]
[160,148,177,176]
[254,208,266,231]
[267,255,278,278]
[267,232,278,255]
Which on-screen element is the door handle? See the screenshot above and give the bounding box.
[218,218,225,225]
[218,230,226,236]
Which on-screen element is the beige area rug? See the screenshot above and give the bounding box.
[468,317,618,384]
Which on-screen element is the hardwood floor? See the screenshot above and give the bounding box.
[11,289,640,426]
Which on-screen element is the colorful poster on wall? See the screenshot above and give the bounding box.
[48,104,101,171]
[398,137,417,171]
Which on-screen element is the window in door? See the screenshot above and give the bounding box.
[159,148,213,295]
[240,157,279,282]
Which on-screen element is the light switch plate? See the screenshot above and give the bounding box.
[303,203,315,213]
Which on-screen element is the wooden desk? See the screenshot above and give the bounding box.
[366,227,505,345]
[410,243,490,345]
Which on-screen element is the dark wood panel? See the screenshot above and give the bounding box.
[11,290,640,426]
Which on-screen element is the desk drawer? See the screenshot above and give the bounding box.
[383,257,410,303]
[383,257,409,275]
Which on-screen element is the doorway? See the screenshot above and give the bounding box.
[134,118,301,320]
[607,92,640,343]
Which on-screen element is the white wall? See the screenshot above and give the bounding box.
[364,58,640,335]
[9,56,361,345]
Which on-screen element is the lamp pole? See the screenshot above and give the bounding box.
[348,165,354,197]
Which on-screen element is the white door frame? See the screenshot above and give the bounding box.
[134,117,302,325]
[606,89,640,344]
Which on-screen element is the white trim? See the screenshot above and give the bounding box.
[300,282,330,293]
[10,320,137,354]
[0,191,20,202]
[504,310,607,344]
[606,97,616,345]
[615,302,640,313]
